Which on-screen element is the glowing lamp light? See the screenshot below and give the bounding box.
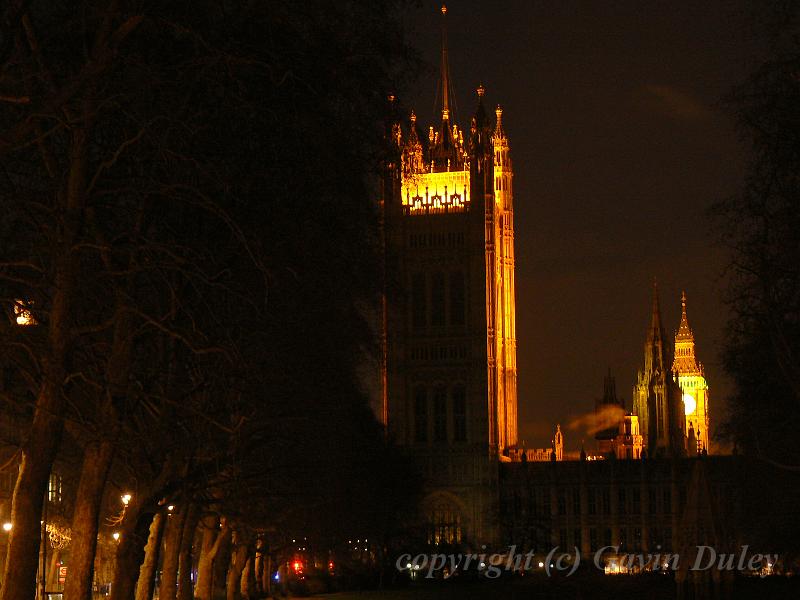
[292,561,303,573]
[112,532,120,541]
[167,505,175,512]
[2,522,12,532]
[13,301,35,326]
[538,561,544,568]
[682,394,696,416]
[121,493,132,506]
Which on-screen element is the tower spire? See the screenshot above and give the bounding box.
[429,4,462,171]
[673,290,700,374]
[649,278,664,343]
[676,290,692,340]
[439,4,453,122]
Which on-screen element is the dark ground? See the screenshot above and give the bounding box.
[293,572,800,599]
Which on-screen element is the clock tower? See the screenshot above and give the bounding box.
[672,292,710,454]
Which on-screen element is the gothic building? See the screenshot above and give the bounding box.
[381,5,517,544]
[632,284,686,457]
[379,6,719,549]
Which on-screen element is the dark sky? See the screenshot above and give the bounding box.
[404,1,767,450]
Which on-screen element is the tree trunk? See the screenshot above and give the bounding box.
[194,517,228,600]
[212,527,232,600]
[46,549,61,590]
[177,505,200,600]
[241,555,257,600]
[158,506,188,600]
[135,513,164,600]
[109,511,155,600]
[62,438,115,600]
[253,545,263,597]
[0,72,89,600]
[0,382,66,600]
[226,540,248,600]
[262,554,272,598]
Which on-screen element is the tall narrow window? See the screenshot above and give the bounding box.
[412,273,426,329]
[452,386,466,442]
[48,472,62,504]
[449,271,465,326]
[434,387,447,442]
[414,387,427,443]
[431,272,445,326]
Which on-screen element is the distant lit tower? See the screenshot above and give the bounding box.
[595,369,624,454]
[381,4,517,544]
[632,282,686,456]
[672,292,710,454]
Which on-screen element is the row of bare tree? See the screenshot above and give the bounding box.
[716,3,800,470]
[0,1,418,599]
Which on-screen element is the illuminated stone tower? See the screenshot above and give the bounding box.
[672,292,710,454]
[632,283,686,457]
[381,4,517,544]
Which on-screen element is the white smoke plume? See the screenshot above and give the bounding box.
[568,404,626,436]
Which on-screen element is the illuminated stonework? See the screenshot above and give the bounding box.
[672,292,710,454]
[401,170,470,214]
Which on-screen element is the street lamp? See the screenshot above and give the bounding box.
[121,493,132,506]
[2,522,11,532]
[112,532,120,541]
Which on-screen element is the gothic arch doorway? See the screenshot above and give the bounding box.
[423,491,467,546]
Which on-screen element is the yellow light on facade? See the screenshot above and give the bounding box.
[682,394,696,416]
[2,522,11,532]
[121,493,132,506]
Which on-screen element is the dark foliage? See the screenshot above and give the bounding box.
[716,5,800,467]
[0,1,421,592]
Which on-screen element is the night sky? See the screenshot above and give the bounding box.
[404,1,768,450]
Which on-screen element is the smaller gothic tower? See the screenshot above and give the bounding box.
[595,369,624,454]
[672,292,710,454]
[633,282,686,456]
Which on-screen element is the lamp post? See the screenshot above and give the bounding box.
[39,491,47,600]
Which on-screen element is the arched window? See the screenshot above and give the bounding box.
[452,386,466,442]
[427,499,463,545]
[431,272,445,326]
[449,271,465,326]
[433,387,447,442]
[412,273,426,328]
[414,387,428,443]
